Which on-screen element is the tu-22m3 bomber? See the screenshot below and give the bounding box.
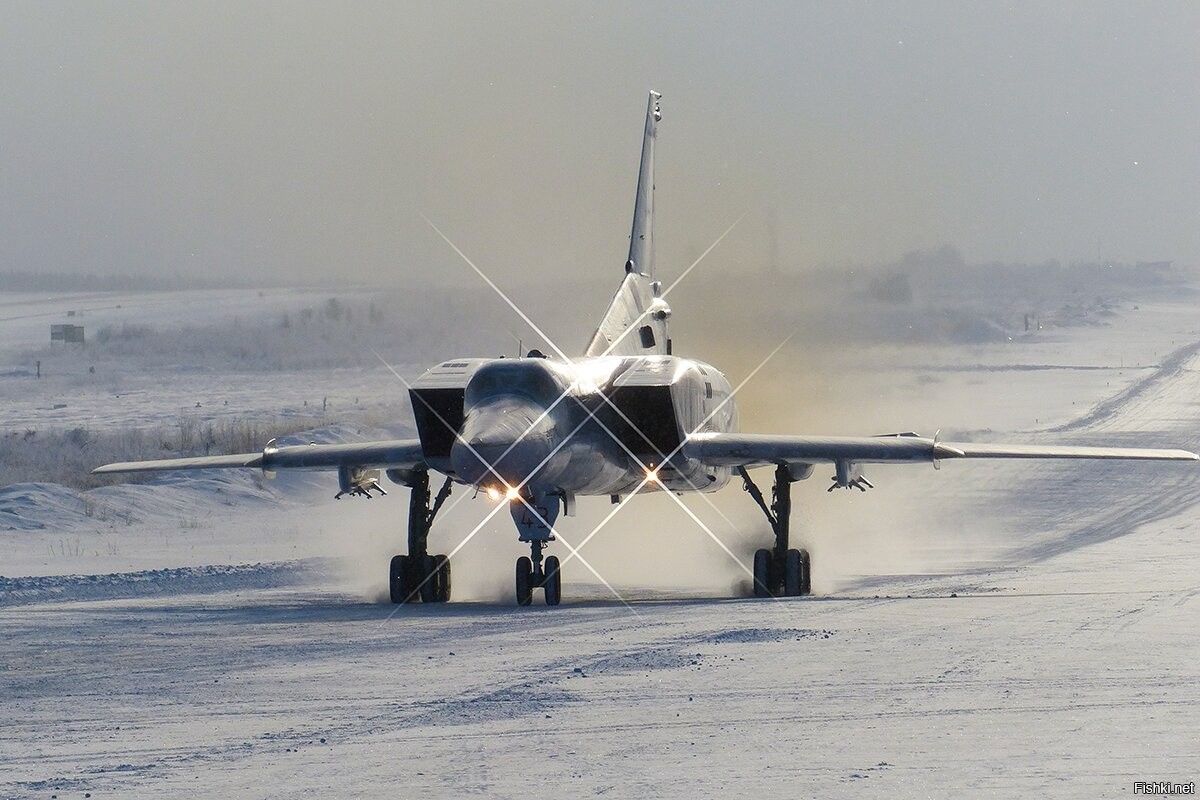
[95,92,1199,606]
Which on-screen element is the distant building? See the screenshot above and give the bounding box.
[50,324,85,346]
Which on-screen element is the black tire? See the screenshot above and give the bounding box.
[752,548,772,598]
[435,555,452,603]
[798,548,811,596]
[544,555,561,606]
[515,556,533,606]
[784,548,802,597]
[419,555,439,604]
[389,554,412,604]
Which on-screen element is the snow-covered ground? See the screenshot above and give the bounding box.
[4,517,1196,798]
[1,282,1198,797]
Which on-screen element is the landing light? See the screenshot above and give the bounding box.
[646,468,660,483]
[485,486,522,503]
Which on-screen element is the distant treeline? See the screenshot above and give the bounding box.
[0,271,258,293]
[663,248,1196,348]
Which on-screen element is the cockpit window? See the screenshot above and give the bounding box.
[464,362,563,408]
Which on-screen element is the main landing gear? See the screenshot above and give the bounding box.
[738,464,812,598]
[389,469,454,604]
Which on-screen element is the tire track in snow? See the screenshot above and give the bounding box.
[0,560,329,607]
[1049,337,1200,434]
[934,338,1200,565]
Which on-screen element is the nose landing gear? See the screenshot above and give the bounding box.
[516,540,562,606]
[512,490,563,606]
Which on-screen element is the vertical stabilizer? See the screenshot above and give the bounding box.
[585,91,671,357]
[627,90,661,278]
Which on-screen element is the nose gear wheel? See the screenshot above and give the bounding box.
[514,534,563,606]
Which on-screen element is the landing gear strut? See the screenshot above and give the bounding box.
[512,490,562,606]
[738,465,811,598]
[389,469,454,604]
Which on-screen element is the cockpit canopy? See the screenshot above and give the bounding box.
[464,360,565,409]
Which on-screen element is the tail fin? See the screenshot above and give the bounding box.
[585,91,671,357]
[627,90,661,279]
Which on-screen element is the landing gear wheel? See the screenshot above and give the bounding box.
[544,555,562,606]
[434,554,452,602]
[389,554,412,604]
[419,555,440,604]
[753,549,772,598]
[784,549,803,597]
[516,556,533,606]
[798,549,811,596]
[416,554,452,603]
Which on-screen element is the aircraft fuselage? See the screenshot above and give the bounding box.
[409,354,736,498]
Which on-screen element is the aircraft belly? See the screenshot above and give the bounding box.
[544,428,639,496]
[546,429,733,497]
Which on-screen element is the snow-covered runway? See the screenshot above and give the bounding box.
[3,514,1197,798]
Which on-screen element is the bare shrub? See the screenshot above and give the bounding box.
[94,323,151,344]
[0,415,322,490]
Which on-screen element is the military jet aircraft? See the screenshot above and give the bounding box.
[95,91,1198,606]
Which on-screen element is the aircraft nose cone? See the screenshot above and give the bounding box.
[451,397,555,488]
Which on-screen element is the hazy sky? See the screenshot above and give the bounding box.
[2,2,1198,286]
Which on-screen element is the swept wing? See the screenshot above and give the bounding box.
[685,431,1198,469]
[93,439,426,475]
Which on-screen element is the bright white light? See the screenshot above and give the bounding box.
[645,468,659,483]
[487,485,522,502]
